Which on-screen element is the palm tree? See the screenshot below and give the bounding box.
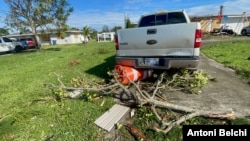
[82,26,90,44]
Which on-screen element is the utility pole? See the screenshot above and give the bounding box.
[218,5,224,23]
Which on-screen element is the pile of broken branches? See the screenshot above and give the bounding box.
[44,69,235,136]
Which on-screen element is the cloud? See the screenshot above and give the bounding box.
[67,10,126,31]
[67,0,250,31]
[222,0,250,15]
[186,0,250,16]
[187,5,219,16]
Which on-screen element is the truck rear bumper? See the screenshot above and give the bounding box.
[115,56,200,69]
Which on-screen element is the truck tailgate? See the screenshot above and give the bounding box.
[116,22,199,57]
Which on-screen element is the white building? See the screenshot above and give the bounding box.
[97,32,115,42]
[49,31,84,45]
[220,13,250,34]
[7,30,85,45]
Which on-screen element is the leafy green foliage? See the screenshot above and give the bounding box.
[71,77,85,88]
[162,69,208,94]
[111,26,122,32]
[136,106,157,123]
[82,26,91,43]
[5,0,73,44]
[189,70,208,93]
[70,77,105,101]
[51,88,67,102]
[0,27,9,36]
[125,16,137,28]
[133,106,182,141]
[80,91,98,102]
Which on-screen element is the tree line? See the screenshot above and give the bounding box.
[1,0,136,48]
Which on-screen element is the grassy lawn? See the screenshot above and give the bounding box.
[201,40,250,83]
[0,41,116,140]
[1,39,249,141]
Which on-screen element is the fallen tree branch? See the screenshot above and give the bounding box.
[44,82,120,94]
[152,72,165,98]
[146,97,195,113]
[155,110,235,134]
[46,69,234,137]
[54,72,66,88]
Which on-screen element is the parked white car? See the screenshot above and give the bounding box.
[0,36,25,53]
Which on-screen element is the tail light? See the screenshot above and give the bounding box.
[114,35,119,50]
[194,29,202,48]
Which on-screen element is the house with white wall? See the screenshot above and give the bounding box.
[7,30,84,46]
[48,31,84,45]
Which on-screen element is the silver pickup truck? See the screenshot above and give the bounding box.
[114,10,202,70]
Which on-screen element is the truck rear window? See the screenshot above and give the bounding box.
[138,12,186,27]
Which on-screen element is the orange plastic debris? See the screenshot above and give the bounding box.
[114,65,152,84]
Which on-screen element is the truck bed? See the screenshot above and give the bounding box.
[116,22,200,57]
[114,10,202,69]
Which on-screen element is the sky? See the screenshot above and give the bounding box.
[0,0,250,32]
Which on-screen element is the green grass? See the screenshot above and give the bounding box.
[201,40,250,83]
[0,41,116,140]
[1,39,250,140]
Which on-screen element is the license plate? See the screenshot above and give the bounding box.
[144,58,159,66]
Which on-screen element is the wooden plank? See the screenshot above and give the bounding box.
[94,104,130,132]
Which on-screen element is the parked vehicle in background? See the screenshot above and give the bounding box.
[18,39,29,49]
[220,29,234,35]
[0,36,26,53]
[241,26,250,36]
[210,26,235,35]
[20,38,35,48]
[10,38,28,50]
[115,10,202,70]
